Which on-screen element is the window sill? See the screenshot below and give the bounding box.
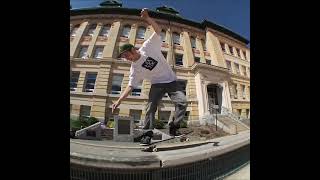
[223,53,248,62]
[231,98,250,102]
[108,94,147,99]
[230,73,250,79]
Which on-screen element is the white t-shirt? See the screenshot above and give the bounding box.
[128,32,177,88]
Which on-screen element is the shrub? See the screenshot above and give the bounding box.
[154,119,165,129]
[87,117,99,125]
[107,120,115,128]
[70,118,82,131]
[180,120,188,128]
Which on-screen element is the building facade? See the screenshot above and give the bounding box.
[70,2,250,125]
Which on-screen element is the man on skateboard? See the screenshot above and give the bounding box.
[112,8,188,145]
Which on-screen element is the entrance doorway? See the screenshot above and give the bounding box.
[207,84,222,113]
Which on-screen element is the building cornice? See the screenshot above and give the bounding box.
[71,7,249,45]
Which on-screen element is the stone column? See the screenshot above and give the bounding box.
[70,21,88,57]
[166,29,174,66]
[219,81,232,111]
[102,21,121,58]
[182,31,194,67]
[128,23,137,45]
[87,23,103,58]
[245,49,250,62]
[195,73,206,116]
[206,30,226,67]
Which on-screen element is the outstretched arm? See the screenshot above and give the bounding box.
[141,8,161,35]
[111,85,133,113]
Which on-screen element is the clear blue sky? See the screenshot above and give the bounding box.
[70,0,250,42]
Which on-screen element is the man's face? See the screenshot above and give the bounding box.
[121,49,137,62]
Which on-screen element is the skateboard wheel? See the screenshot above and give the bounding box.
[185,138,190,141]
[153,148,158,152]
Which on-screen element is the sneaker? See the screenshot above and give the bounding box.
[169,125,183,137]
[174,129,183,137]
[135,130,153,142]
[140,136,151,146]
[143,130,154,137]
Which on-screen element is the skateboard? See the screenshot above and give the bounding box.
[141,131,193,152]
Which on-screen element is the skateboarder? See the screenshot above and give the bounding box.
[112,8,188,145]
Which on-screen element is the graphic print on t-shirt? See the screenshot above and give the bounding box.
[141,57,158,71]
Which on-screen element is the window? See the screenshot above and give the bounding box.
[220,42,225,52]
[184,111,190,121]
[93,46,104,59]
[237,109,242,116]
[173,32,180,45]
[241,85,246,98]
[190,36,196,49]
[158,111,171,122]
[175,54,183,66]
[160,30,166,42]
[236,48,241,57]
[70,71,80,91]
[162,51,167,60]
[194,57,200,63]
[130,110,142,122]
[246,109,250,118]
[228,45,233,55]
[121,25,131,38]
[86,24,97,36]
[83,72,97,92]
[177,79,187,95]
[202,39,206,51]
[131,81,142,96]
[243,51,247,60]
[226,60,232,72]
[206,59,211,65]
[234,63,240,74]
[241,66,247,76]
[137,26,146,39]
[80,105,91,120]
[78,46,88,59]
[234,84,238,98]
[99,24,110,37]
[70,24,79,37]
[111,74,124,94]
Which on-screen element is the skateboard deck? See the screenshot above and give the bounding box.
[141,131,193,152]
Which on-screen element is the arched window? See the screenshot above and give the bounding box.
[136,26,146,39]
[190,36,196,49]
[99,24,111,37]
[173,32,180,45]
[70,24,80,37]
[121,25,131,38]
[160,30,166,42]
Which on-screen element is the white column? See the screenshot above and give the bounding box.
[219,81,232,111]
[195,73,206,116]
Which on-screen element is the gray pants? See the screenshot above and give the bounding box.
[143,81,188,130]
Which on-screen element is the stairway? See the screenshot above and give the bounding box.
[217,115,249,132]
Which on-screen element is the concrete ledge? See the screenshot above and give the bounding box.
[70,131,249,170]
[158,131,249,167]
[70,153,161,169]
